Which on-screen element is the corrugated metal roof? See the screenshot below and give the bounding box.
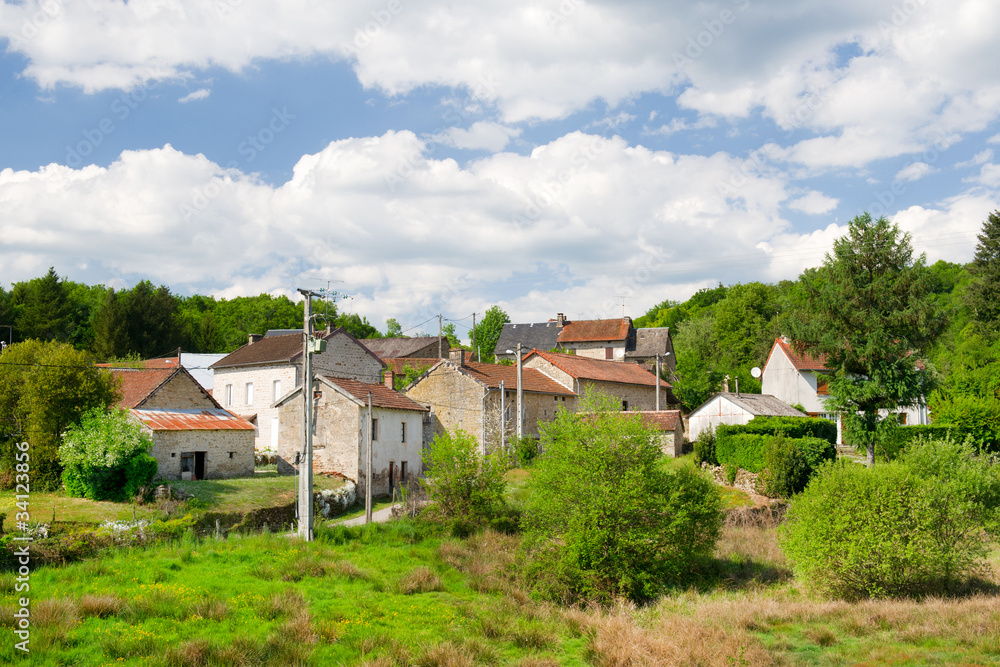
[130,408,256,431]
[716,393,807,417]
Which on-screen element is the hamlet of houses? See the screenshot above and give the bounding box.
[113,313,847,494]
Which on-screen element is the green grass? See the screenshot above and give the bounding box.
[0,474,346,532]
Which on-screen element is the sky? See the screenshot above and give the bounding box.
[1,0,998,341]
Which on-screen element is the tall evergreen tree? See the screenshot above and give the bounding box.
[91,288,130,359]
[14,267,73,342]
[786,213,940,465]
[966,210,1000,328]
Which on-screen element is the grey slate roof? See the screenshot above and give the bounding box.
[494,321,562,357]
[361,337,448,359]
[625,328,672,359]
[715,392,807,417]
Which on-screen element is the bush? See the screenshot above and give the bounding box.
[757,437,810,498]
[928,393,1000,450]
[512,435,539,467]
[793,436,837,469]
[692,427,717,466]
[423,429,508,526]
[522,393,722,604]
[59,408,156,502]
[780,438,1000,599]
[715,433,768,473]
[717,416,838,444]
[855,423,988,461]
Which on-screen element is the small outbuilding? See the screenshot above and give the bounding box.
[687,392,806,441]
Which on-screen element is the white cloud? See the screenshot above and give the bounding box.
[646,115,717,136]
[590,112,636,130]
[0,0,995,164]
[0,131,811,325]
[989,133,1000,145]
[427,121,521,151]
[787,190,839,215]
[973,163,1000,188]
[895,161,937,183]
[955,149,993,169]
[178,88,210,103]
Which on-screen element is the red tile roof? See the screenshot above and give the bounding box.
[458,360,577,395]
[635,410,683,431]
[112,368,178,408]
[323,376,429,412]
[524,350,669,387]
[557,318,631,343]
[772,338,828,371]
[131,408,256,431]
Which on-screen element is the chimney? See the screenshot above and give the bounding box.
[248,333,263,345]
[449,348,466,366]
[384,369,395,389]
[556,313,565,327]
[722,374,730,393]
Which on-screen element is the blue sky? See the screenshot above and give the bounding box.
[0,0,998,339]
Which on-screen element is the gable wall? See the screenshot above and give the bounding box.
[140,373,218,411]
[405,363,485,445]
[314,333,384,383]
[522,356,574,390]
[688,396,756,440]
[762,346,825,413]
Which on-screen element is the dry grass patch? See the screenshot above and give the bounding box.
[586,609,776,667]
[335,559,369,580]
[399,566,444,594]
[31,597,77,628]
[79,594,124,618]
[192,596,230,621]
[255,588,308,621]
[415,641,474,667]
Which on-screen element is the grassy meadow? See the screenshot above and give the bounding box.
[2,463,1000,665]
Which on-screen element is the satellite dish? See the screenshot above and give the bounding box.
[750,367,762,379]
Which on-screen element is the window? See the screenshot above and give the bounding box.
[897,412,908,425]
[605,347,613,359]
[401,461,408,482]
[224,384,232,406]
[371,418,379,441]
[228,452,235,459]
[401,421,407,443]
[245,382,254,405]
[622,400,629,411]
[273,379,282,402]
[554,396,558,402]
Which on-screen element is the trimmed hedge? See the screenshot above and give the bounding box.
[718,416,837,444]
[716,433,769,473]
[794,436,838,469]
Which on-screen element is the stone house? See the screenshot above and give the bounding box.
[623,327,677,374]
[274,373,428,498]
[522,349,673,411]
[687,391,806,441]
[404,349,577,450]
[210,328,385,452]
[361,336,450,360]
[761,336,930,443]
[112,366,255,480]
[636,410,686,457]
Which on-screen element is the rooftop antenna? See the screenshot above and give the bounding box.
[615,295,629,318]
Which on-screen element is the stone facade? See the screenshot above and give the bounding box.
[276,381,425,498]
[213,329,385,451]
[562,340,627,360]
[140,373,215,410]
[146,427,255,481]
[523,355,668,411]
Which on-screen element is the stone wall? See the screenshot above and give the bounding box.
[580,380,665,412]
[405,362,484,443]
[315,332,384,383]
[148,428,255,481]
[141,372,217,410]
[562,340,627,360]
[522,356,575,391]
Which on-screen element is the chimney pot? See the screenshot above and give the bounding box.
[384,370,395,389]
[448,348,466,366]
[556,313,565,327]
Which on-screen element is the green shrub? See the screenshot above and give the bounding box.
[793,436,837,469]
[512,435,539,467]
[59,408,156,501]
[718,416,837,444]
[522,393,722,604]
[423,429,508,526]
[855,423,988,461]
[780,438,1000,599]
[757,437,810,498]
[692,427,717,466]
[723,463,738,485]
[123,454,158,499]
[928,393,1000,450]
[715,433,769,473]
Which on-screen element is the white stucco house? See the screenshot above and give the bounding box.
[761,337,930,443]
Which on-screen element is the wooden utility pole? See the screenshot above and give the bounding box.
[365,391,373,524]
[438,314,443,358]
[655,354,661,412]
